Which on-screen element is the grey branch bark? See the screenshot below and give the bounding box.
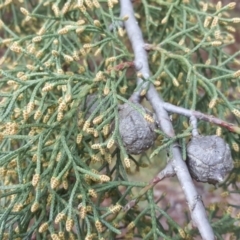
[163,102,240,134]
[120,1,215,239]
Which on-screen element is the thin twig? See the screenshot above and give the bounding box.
[120,1,215,239]
[163,102,240,134]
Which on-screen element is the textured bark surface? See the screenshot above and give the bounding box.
[187,135,233,184]
[118,103,157,155]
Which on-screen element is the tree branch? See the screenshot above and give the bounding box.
[163,102,240,134]
[120,1,215,239]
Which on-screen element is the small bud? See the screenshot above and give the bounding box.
[37,26,46,35]
[202,3,208,12]
[20,7,29,16]
[231,18,240,23]
[91,143,101,149]
[51,234,60,240]
[32,36,42,43]
[36,50,44,58]
[221,191,229,197]
[208,203,216,211]
[94,20,101,27]
[107,139,115,149]
[232,142,239,152]
[124,157,131,168]
[216,1,222,11]
[27,102,34,113]
[109,203,122,213]
[79,5,86,12]
[226,206,233,215]
[205,59,211,65]
[214,30,221,40]
[122,15,129,21]
[66,218,74,232]
[64,54,74,63]
[57,112,64,122]
[34,110,42,120]
[52,50,59,57]
[93,115,103,124]
[83,43,93,49]
[32,174,40,187]
[226,26,236,33]
[161,17,167,24]
[12,203,23,212]
[233,70,240,78]
[86,127,95,134]
[209,98,217,109]
[80,206,87,219]
[58,101,67,112]
[178,38,185,46]
[211,17,219,28]
[39,222,48,233]
[54,152,61,162]
[103,86,110,95]
[26,64,35,70]
[52,4,60,16]
[92,0,100,8]
[88,189,98,198]
[178,229,186,238]
[50,177,60,189]
[106,56,116,65]
[144,114,154,123]
[216,127,222,136]
[76,26,85,34]
[99,147,105,155]
[10,44,22,53]
[76,134,83,144]
[127,222,135,230]
[105,153,112,164]
[83,121,90,131]
[108,0,113,8]
[72,51,80,61]
[62,180,68,190]
[118,27,124,37]
[43,114,50,123]
[100,175,110,182]
[227,2,236,10]
[172,78,179,87]
[204,16,212,28]
[232,108,240,117]
[91,155,101,163]
[140,89,147,96]
[31,202,40,212]
[137,72,143,78]
[103,124,110,136]
[61,1,71,14]
[15,72,23,79]
[42,83,53,92]
[95,220,103,233]
[55,212,66,224]
[47,194,52,206]
[94,48,102,56]
[95,71,104,81]
[211,41,222,47]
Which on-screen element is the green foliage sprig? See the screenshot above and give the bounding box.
[0,0,240,239]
